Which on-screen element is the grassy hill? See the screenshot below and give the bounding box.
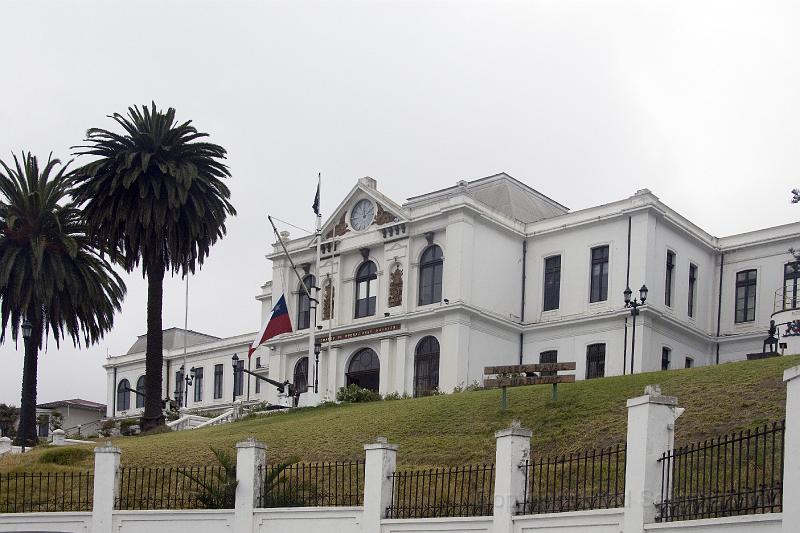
[3,355,798,473]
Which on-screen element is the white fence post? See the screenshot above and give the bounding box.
[91,443,120,533]
[235,438,266,533]
[0,436,10,455]
[362,437,397,533]
[782,365,800,533]
[492,424,532,533]
[51,428,65,445]
[622,385,683,533]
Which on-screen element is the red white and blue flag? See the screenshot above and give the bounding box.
[248,295,292,357]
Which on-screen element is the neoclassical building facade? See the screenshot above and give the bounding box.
[104,173,800,417]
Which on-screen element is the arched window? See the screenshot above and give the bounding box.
[414,336,440,397]
[418,245,443,305]
[117,379,130,412]
[297,275,316,330]
[346,348,380,392]
[354,262,377,318]
[294,357,309,393]
[135,375,146,408]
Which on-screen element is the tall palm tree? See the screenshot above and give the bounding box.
[0,153,126,446]
[72,103,235,431]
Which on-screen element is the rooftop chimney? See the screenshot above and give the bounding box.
[359,176,377,189]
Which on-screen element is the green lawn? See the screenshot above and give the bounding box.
[3,355,798,472]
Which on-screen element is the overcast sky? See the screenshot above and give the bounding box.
[1,0,798,406]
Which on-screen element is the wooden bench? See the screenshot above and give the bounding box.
[483,362,576,408]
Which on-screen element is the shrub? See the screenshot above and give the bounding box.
[99,420,116,437]
[119,419,139,436]
[336,384,381,403]
[383,392,410,401]
[38,446,93,466]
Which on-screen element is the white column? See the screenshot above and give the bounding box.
[379,337,392,396]
[326,346,340,399]
[91,443,120,533]
[493,425,531,533]
[440,317,470,391]
[394,334,410,395]
[235,439,266,533]
[362,437,397,533]
[782,365,800,533]
[622,385,684,533]
[0,437,11,455]
[51,429,66,445]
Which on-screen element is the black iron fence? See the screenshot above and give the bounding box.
[115,466,235,510]
[518,445,626,515]
[656,420,785,522]
[385,464,496,519]
[257,461,365,508]
[0,471,93,513]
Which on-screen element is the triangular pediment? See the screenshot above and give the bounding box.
[320,178,408,240]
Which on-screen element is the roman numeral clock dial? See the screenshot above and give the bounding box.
[350,199,375,231]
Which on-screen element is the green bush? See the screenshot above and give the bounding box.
[383,392,410,401]
[119,419,138,436]
[38,446,93,466]
[336,384,381,403]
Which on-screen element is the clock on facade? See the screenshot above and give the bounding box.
[350,199,375,231]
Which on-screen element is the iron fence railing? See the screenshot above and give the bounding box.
[385,464,496,519]
[775,286,800,313]
[257,461,365,508]
[657,421,785,522]
[0,471,93,513]
[518,445,626,515]
[115,466,235,510]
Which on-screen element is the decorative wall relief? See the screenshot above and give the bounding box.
[322,279,335,320]
[388,264,404,307]
[375,203,399,225]
[326,213,350,239]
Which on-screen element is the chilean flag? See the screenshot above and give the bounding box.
[248,295,293,357]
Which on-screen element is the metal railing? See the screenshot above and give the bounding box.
[385,464,496,519]
[257,461,365,508]
[518,445,626,515]
[0,471,93,513]
[115,466,235,510]
[657,421,785,522]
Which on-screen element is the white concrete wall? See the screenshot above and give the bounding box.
[0,512,91,532]
[382,516,492,532]
[644,514,782,533]
[514,509,624,533]
[254,507,362,533]
[112,510,234,532]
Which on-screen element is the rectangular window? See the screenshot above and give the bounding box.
[175,370,184,402]
[539,350,557,377]
[735,270,757,323]
[213,364,224,399]
[193,367,204,403]
[665,251,675,307]
[586,343,606,379]
[234,360,244,397]
[688,264,697,318]
[783,263,800,310]
[543,256,561,311]
[589,246,609,303]
[255,356,262,369]
[661,347,671,371]
[255,374,261,394]
[685,357,694,369]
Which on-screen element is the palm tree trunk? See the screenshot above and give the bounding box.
[141,262,166,431]
[16,311,41,447]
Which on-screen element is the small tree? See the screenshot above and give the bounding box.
[0,403,18,437]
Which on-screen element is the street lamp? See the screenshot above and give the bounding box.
[19,319,32,451]
[185,367,195,407]
[313,341,322,394]
[231,354,240,402]
[624,285,648,375]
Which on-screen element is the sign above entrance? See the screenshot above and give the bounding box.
[317,323,401,344]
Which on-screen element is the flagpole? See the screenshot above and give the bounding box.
[311,173,322,394]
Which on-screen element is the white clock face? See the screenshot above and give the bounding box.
[350,199,375,231]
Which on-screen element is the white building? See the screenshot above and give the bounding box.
[104,173,800,417]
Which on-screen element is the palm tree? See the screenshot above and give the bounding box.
[72,103,235,431]
[0,153,126,446]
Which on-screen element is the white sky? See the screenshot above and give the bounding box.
[1,0,799,406]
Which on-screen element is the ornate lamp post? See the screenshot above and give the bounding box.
[624,285,648,375]
[231,354,240,403]
[19,319,33,451]
[185,367,195,407]
[313,340,321,394]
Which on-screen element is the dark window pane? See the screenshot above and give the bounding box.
[414,336,440,397]
[294,357,309,393]
[543,256,561,311]
[539,350,557,377]
[419,245,444,305]
[214,364,224,399]
[193,368,203,402]
[355,262,378,318]
[590,246,609,303]
[135,376,145,408]
[734,269,757,323]
[117,379,130,411]
[688,264,697,317]
[346,348,380,392]
[586,344,605,379]
[661,347,671,371]
[297,275,315,330]
[665,251,674,307]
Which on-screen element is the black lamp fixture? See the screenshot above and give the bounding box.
[623,284,648,375]
[21,319,32,339]
[231,353,239,370]
[313,340,322,394]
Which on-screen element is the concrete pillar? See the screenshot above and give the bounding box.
[622,385,683,533]
[51,428,66,445]
[0,437,11,455]
[440,317,470,391]
[493,425,532,533]
[326,346,340,399]
[379,337,392,396]
[91,443,120,533]
[363,437,397,533]
[235,439,266,533]
[782,365,800,533]
[394,334,410,395]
